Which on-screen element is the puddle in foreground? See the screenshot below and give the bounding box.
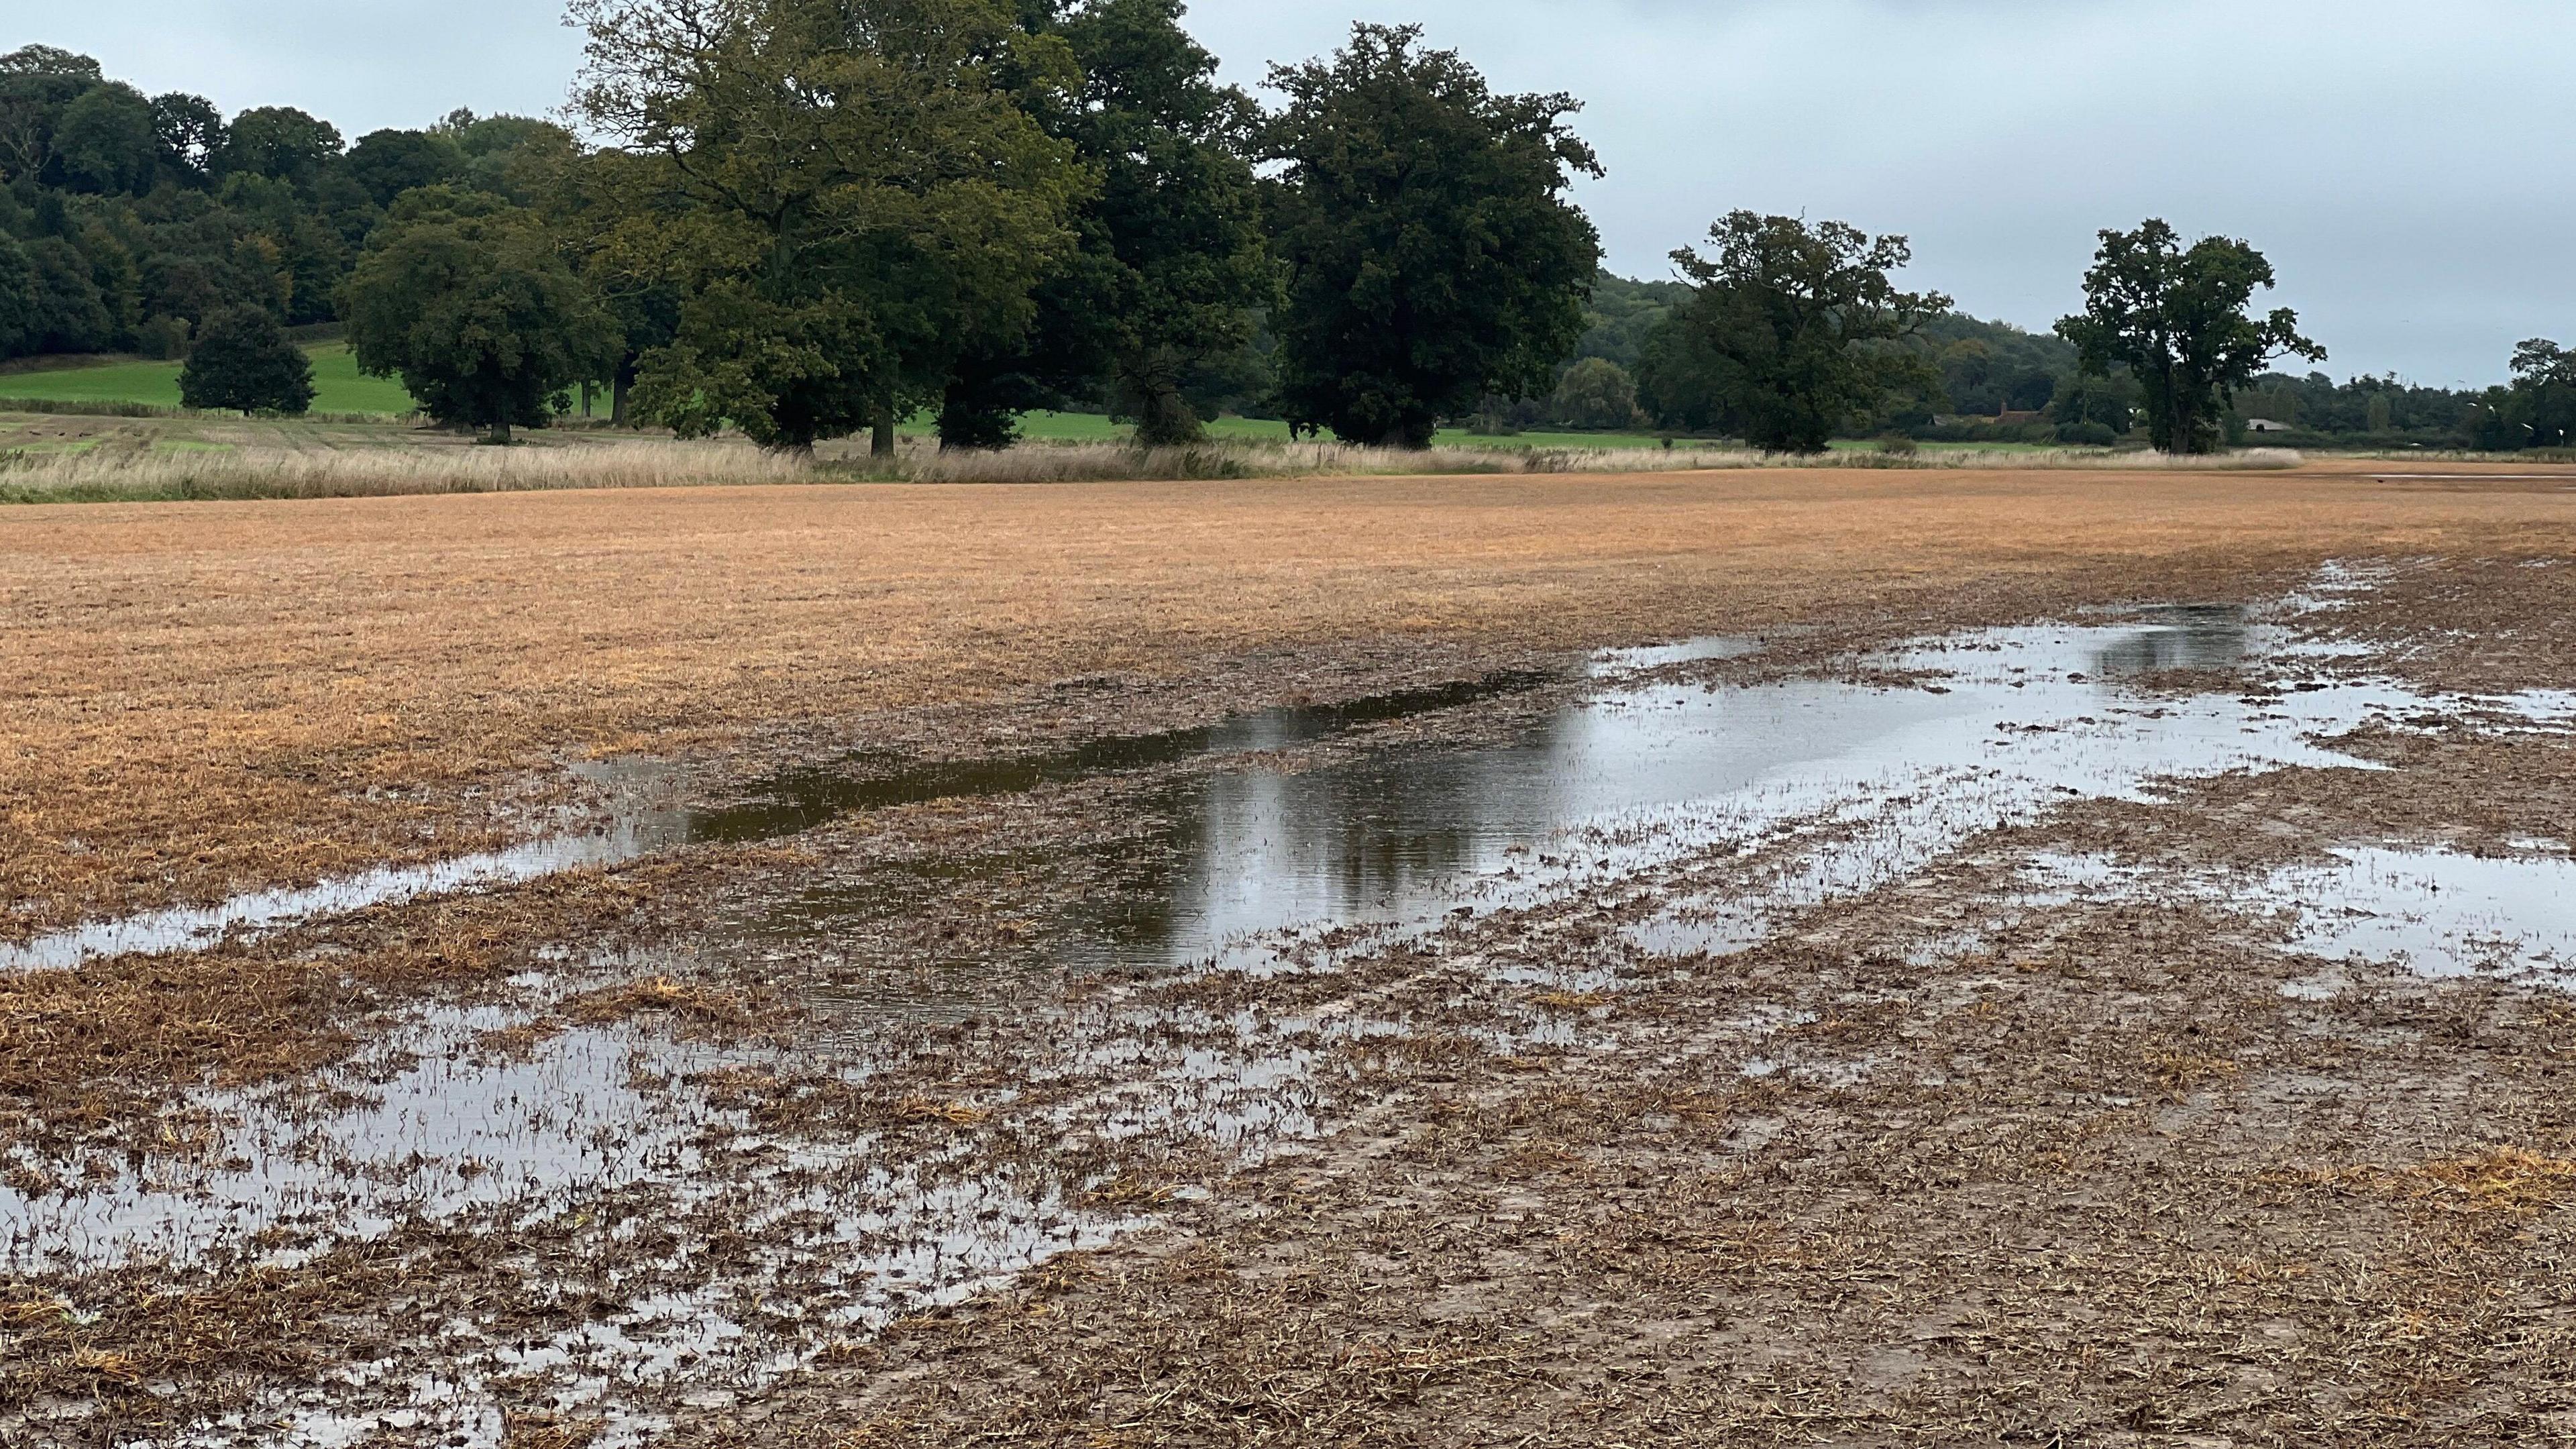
[24,598,2567,1274]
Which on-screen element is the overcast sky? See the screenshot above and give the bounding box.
[25,0,2567,384]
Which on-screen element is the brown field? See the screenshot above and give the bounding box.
[5,458,2571,938]
[8,458,2576,1447]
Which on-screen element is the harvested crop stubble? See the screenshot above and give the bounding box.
[3,460,2573,938]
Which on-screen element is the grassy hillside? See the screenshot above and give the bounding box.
[0,344,421,415]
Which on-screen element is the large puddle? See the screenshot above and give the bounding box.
[0,673,1554,973]
[20,598,2576,1267]
[822,604,2544,981]
[7,588,2517,980]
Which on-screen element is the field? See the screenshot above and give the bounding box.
[0,354,2055,452]
[0,343,423,415]
[4,458,2575,1444]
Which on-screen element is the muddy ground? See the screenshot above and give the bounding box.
[5,472,2576,1447]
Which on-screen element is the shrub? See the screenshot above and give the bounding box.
[2055,420,2119,446]
[137,314,193,360]
[178,308,315,414]
[1549,358,1643,431]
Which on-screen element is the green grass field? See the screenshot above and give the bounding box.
[0,344,421,415]
[0,354,2075,454]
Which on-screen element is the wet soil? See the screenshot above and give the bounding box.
[6,553,2576,1447]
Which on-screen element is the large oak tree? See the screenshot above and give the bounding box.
[2055,219,2322,455]
[1647,211,1948,455]
[567,0,1091,453]
[341,188,619,441]
[1263,24,1600,449]
[936,0,1273,449]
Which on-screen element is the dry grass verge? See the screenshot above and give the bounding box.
[0,430,2311,502]
[0,437,812,502]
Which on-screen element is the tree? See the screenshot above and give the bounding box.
[341,188,619,441]
[54,82,160,194]
[179,306,317,414]
[1634,311,1735,435]
[2466,339,2576,451]
[2049,370,2139,436]
[2055,219,2323,455]
[934,0,1275,449]
[0,47,101,185]
[150,93,226,182]
[1549,358,1638,430]
[345,128,464,207]
[0,237,36,356]
[1263,24,1601,448]
[568,0,1089,453]
[19,236,113,352]
[1652,211,1949,453]
[219,106,343,186]
[1053,0,1272,446]
[527,145,682,427]
[430,111,580,203]
[0,45,100,80]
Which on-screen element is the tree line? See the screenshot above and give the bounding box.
[3,12,2567,454]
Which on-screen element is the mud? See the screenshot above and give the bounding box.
[6,555,2576,1446]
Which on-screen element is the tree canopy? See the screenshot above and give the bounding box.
[1644,212,1947,453]
[566,0,1091,451]
[2056,219,2323,454]
[0,44,576,371]
[340,188,619,441]
[934,0,1274,449]
[1262,24,1601,448]
[11,33,2561,455]
[178,305,316,413]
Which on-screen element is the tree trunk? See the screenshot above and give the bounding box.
[611,375,631,429]
[872,409,896,460]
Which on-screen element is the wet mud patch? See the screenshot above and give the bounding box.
[11,558,2576,1444]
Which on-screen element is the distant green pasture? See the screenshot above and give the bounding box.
[0,343,421,415]
[0,358,2072,454]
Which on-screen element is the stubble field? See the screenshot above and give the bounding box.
[4,459,2575,1446]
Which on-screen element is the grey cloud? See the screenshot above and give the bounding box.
[29,0,2565,382]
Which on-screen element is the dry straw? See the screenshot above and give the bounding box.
[0,432,2304,503]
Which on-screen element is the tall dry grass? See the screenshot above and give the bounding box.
[841,437,2308,481]
[0,439,814,503]
[0,431,2306,504]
